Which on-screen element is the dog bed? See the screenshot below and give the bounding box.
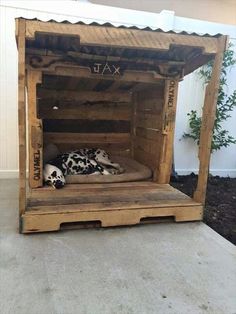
[66,156,152,184]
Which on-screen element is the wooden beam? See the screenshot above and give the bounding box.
[27,70,43,188]
[44,132,130,144]
[25,47,185,67]
[27,62,181,82]
[26,54,184,79]
[184,54,214,76]
[38,102,131,120]
[17,19,26,216]
[37,88,132,103]
[194,36,228,204]
[156,79,179,183]
[52,66,169,83]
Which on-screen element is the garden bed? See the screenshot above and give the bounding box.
[171,174,236,245]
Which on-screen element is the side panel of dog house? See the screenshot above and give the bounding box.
[132,83,165,178]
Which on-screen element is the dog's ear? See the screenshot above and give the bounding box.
[48,156,65,173]
[43,143,60,163]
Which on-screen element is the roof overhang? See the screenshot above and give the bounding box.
[16,18,228,78]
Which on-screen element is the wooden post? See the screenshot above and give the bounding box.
[27,70,43,188]
[17,19,27,216]
[194,36,228,204]
[156,79,179,183]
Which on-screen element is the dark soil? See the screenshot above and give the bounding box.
[170,174,236,245]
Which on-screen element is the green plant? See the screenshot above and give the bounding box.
[183,44,236,152]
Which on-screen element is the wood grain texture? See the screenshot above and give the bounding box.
[27,70,43,188]
[194,36,228,204]
[44,132,130,144]
[132,88,163,173]
[44,132,131,155]
[17,19,26,216]
[38,102,131,121]
[156,79,179,183]
[44,67,173,84]
[37,88,132,102]
[16,18,226,234]
[22,182,202,233]
[23,19,219,55]
[21,205,202,233]
[43,119,130,133]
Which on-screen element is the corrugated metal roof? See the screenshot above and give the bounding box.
[20,17,222,38]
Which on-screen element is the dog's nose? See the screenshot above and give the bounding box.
[54,180,64,189]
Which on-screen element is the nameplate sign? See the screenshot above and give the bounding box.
[90,62,122,76]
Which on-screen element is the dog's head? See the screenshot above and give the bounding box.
[43,164,65,189]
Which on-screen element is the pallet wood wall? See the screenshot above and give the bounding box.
[37,81,132,157]
[132,84,165,176]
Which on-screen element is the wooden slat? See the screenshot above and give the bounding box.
[156,79,179,183]
[30,182,169,194]
[44,132,131,155]
[28,183,195,207]
[194,36,228,204]
[136,127,159,141]
[44,66,174,84]
[135,113,161,130]
[136,88,164,102]
[17,19,26,216]
[38,102,131,120]
[136,98,163,114]
[54,143,130,155]
[43,119,130,133]
[134,148,157,170]
[37,88,132,102]
[28,189,194,207]
[44,132,130,144]
[27,70,43,188]
[26,54,184,80]
[134,136,159,155]
[27,202,201,214]
[25,47,185,68]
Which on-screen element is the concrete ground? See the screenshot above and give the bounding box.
[0,179,236,314]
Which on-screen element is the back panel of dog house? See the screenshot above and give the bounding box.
[36,75,166,183]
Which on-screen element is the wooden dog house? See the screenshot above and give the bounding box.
[16,18,227,233]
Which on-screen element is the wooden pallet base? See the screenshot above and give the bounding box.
[21,206,202,233]
[21,182,203,233]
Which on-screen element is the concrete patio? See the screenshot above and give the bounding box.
[0,179,236,314]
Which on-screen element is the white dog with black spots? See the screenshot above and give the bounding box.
[43,148,124,189]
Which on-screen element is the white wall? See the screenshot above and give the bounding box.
[0,0,236,178]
